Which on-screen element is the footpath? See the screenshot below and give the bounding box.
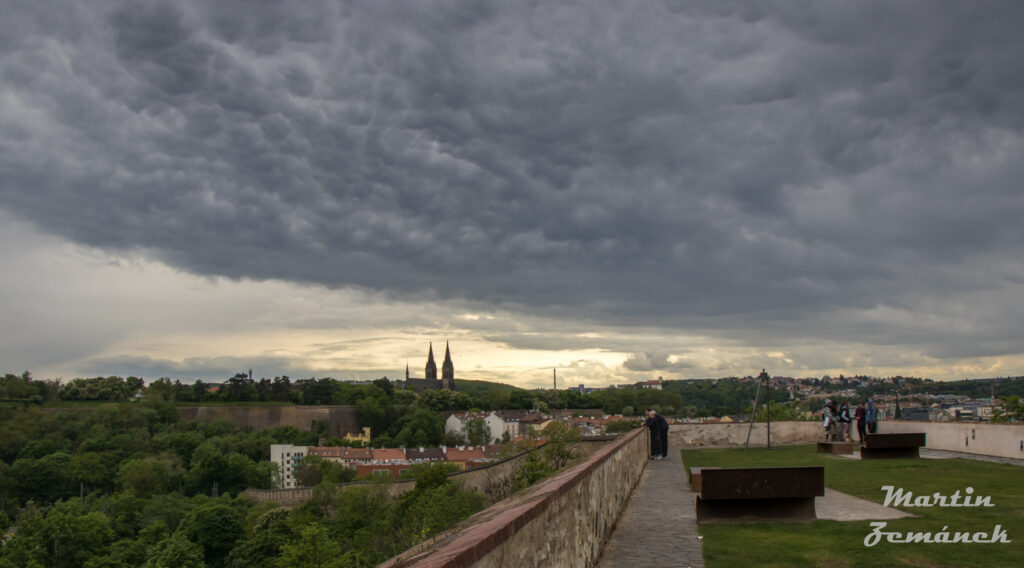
[595,450,704,568]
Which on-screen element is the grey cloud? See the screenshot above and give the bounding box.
[3,1,1024,368]
[624,352,672,373]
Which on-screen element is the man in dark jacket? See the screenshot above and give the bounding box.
[854,402,867,442]
[645,409,670,459]
[644,412,659,458]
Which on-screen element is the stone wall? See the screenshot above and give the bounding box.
[244,439,613,507]
[244,444,547,506]
[880,420,1024,460]
[378,428,649,568]
[175,405,360,437]
[667,420,822,448]
[244,479,414,506]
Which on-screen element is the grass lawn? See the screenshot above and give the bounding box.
[682,445,1024,568]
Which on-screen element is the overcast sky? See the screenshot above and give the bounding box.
[3,1,1024,387]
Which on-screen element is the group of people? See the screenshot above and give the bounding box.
[641,399,880,458]
[822,399,877,442]
[644,409,669,459]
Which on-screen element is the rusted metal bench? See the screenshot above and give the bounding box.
[687,466,721,493]
[817,441,854,455]
[694,466,825,522]
[860,433,926,459]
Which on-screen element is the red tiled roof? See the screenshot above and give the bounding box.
[343,447,372,460]
[406,447,445,461]
[307,446,344,458]
[308,446,372,460]
[372,448,406,462]
[445,446,487,461]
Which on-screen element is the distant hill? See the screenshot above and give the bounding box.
[453,379,524,396]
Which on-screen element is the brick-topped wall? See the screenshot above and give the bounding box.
[880,420,1024,460]
[667,421,822,448]
[379,428,649,568]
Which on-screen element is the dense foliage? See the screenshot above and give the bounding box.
[0,404,489,567]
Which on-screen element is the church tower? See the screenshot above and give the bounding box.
[425,343,437,380]
[442,342,455,390]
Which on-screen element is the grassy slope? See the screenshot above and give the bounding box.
[452,379,524,394]
[681,445,1024,568]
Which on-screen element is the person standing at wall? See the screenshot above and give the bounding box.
[854,402,867,442]
[864,399,880,435]
[839,401,851,442]
[644,410,660,459]
[822,400,836,441]
[646,409,669,459]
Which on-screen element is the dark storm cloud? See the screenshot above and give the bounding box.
[3,0,1024,363]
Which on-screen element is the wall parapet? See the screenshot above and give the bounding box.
[667,420,822,448]
[379,428,649,568]
[880,420,1024,460]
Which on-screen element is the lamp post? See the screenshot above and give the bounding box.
[759,369,772,449]
[894,378,903,420]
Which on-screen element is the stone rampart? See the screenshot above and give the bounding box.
[667,420,822,448]
[243,439,613,507]
[880,420,1024,460]
[378,428,649,568]
[175,405,360,437]
[244,444,544,506]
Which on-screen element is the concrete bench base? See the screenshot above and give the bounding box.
[696,495,817,523]
[861,446,920,459]
[860,433,926,459]
[817,442,854,455]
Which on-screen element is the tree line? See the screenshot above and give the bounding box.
[4,371,796,419]
[0,401,495,568]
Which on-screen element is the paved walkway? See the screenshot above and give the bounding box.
[920,448,1024,466]
[816,488,913,521]
[837,447,1024,467]
[595,450,704,568]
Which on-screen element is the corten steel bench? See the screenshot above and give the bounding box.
[817,441,855,455]
[693,466,825,523]
[860,433,926,459]
[687,466,721,493]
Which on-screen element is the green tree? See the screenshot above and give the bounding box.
[276,523,351,568]
[13,500,116,568]
[292,455,356,488]
[605,419,641,433]
[226,507,293,568]
[118,454,185,498]
[179,503,244,568]
[9,451,73,502]
[993,395,1024,422]
[465,418,491,446]
[539,421,581,469]
[145,378,179,403]
[144,534,206,568]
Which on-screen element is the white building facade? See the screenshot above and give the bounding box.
[270,444,308,489]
